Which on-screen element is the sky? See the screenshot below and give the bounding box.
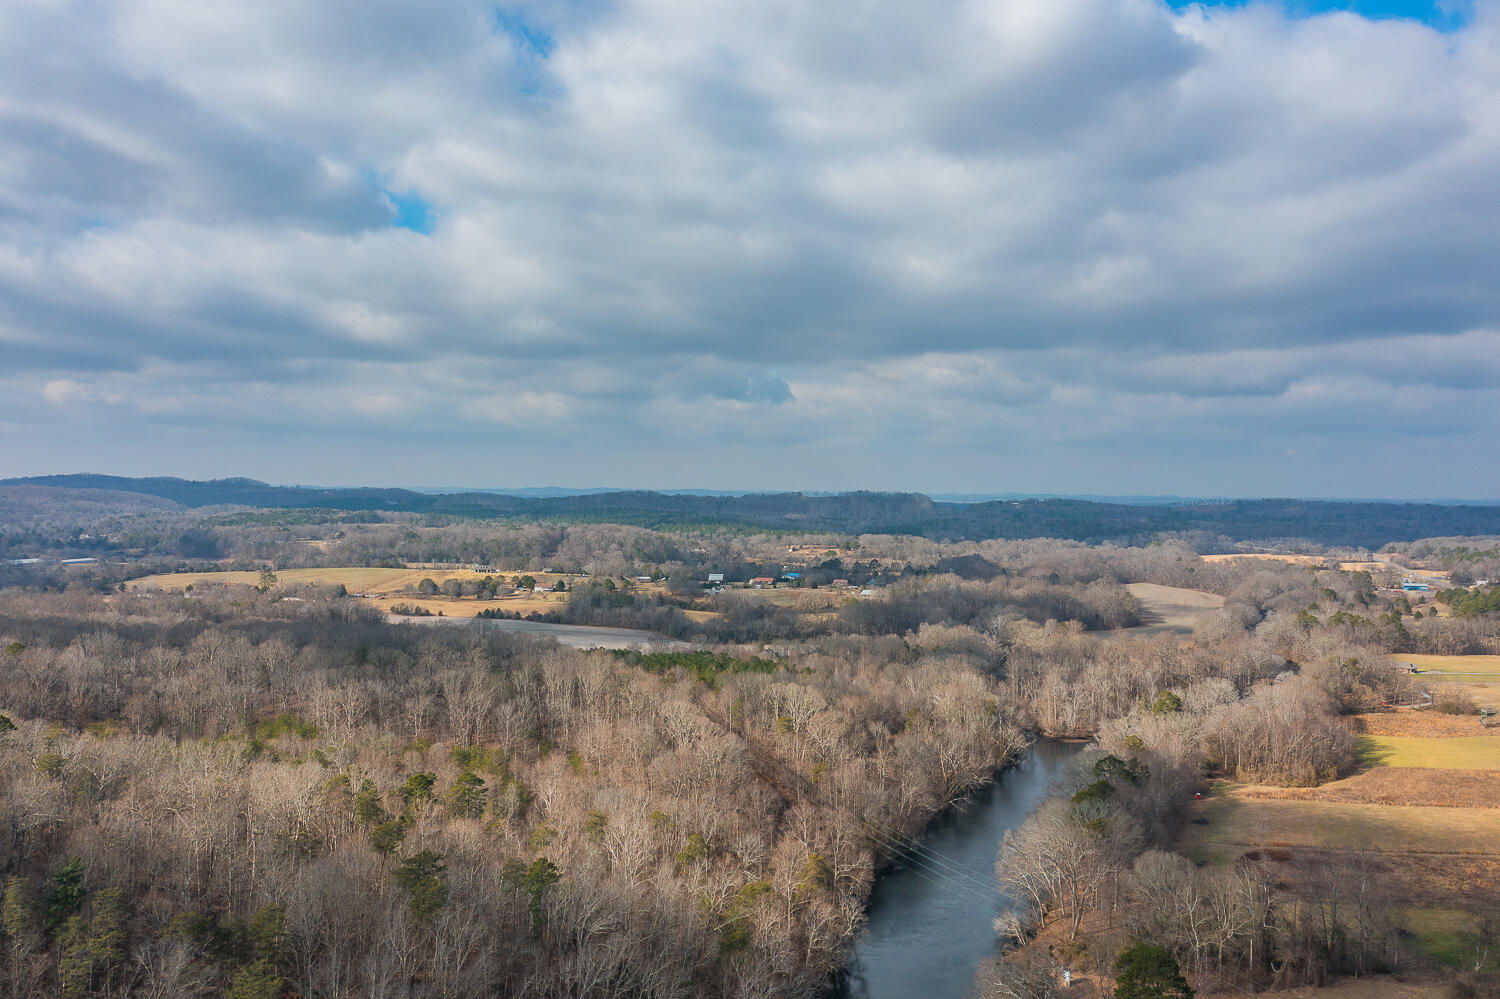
[1,0,1498,498]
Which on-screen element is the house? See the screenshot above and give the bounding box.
[707,573,725,583]
[784,572,801,580]
[831,579,849,588]
[1401,580,1430,592]
[749,577,775,589]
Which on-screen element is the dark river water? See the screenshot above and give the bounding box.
[830,740,1085,999]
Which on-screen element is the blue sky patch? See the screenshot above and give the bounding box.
[1166,0,1471,30]
[386,190,434,234]
[494,7,555,59]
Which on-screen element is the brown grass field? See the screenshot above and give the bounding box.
[1404,653,1500,671]
[1124,583,1224,635]
[1200,553,1327,565]
[128,567,600,620]
[378,593,572,619]
[128,567,525,592]
[1352,713,1500,738]
[741,588,847,609]
[1238,767,1500,808]
[1178,792,1500,860]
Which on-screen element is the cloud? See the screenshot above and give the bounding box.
[0,0,1498,494]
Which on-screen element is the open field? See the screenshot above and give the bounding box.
[1178,792,1500,861]
[1403,653,1500,672]
[126,566,726,622]
[1403,908,1500,973]
[1239,767,1500,808]
[1356,735,1500,770]
[1403,654,1500,694]
[739,587,846,609]
[1124,582,1223,635]
[1206,978,1448,999]
[374,593,571,618]
[127,567,602,619]
[128,566,522,592]
[1353,712,1500,738]
[1201,553,1327,566]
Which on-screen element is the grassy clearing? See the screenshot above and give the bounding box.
[1423,674,1500,687]
[1201,553,1326,565]
[1405,908,1497,972]
[1124,583,1224,635]
[374,593,570,619]
[1240,767,1500,808]
[128,567,602,620]
[129,567,508,592]
[1404,654,1500,672]
[1356,736,1500,770]
[1355,713,1500,738]
[1179,794,1500,863]
[740,588,845,609]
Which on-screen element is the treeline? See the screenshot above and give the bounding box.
[8,476,1500,548]
[1436,585,1500,617]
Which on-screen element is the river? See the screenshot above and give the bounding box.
[830,740,1085,999]
[383,614,691,650]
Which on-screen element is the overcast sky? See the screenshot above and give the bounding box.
[2,0,1497,497]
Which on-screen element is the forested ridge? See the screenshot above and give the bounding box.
[7,476,1500,547]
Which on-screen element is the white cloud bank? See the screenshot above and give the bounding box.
[1,0,1498,494]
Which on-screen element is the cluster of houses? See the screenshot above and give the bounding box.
[723,573,873,596]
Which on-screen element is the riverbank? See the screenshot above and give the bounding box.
[829,740,1085,999]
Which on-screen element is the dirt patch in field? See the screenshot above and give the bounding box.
[1350,713,1500,738]
[1239,768,1500,808]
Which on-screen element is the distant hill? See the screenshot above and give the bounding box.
[4,474,1500,548]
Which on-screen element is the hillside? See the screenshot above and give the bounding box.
[5,475,1500,547]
